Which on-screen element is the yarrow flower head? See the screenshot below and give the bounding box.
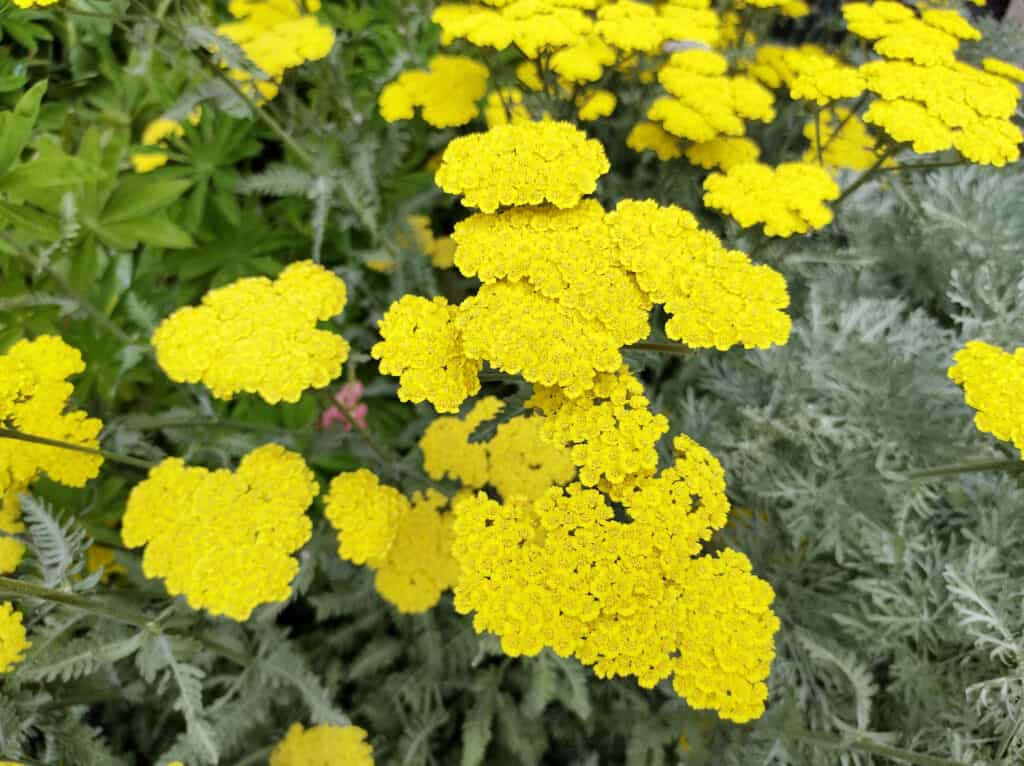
[0,601,30,673]
[153,261,350,404]
[703,161,840,237]
[215,0,335,102]
[432,1,592,58]
[451,435,779,723]
[948,341,1024,455]
[626,122,683,161]
[843,1,980,65]
[325,472,459,613]
[270,723,374,766]
[130,108,201,174]
[434,121,610,212]
[0,485,26,575]
[121,444,317,621]
[860,59,1023,166]
[379,55,489,127]
[0,336,103,493]
[685,136,761,171]
[648,50,776,144]
[370,295,482,413]
[420,397,504,488]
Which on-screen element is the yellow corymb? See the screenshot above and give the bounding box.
[270,723,374,766]
[949,341,1024,455]
[153,261,349,404]
[121,444,317,621]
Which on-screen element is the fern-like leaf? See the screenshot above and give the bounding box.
[20,493,88,589]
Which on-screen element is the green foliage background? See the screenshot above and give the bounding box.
[0,1,1023,764]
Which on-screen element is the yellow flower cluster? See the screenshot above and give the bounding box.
[434,121,610,212]
[121,444,317,621]
[861,60,1023,166]
[378,55,489,127]
[743,43,864,105]
[606,199,792,348]
[685,136,761,171]
[0,488,25,575]
[703,161,840,237]
[270,723,374,766]
[420,397,575,500]
[153,261,350,404]
[451,435,779,722]
[215,0,335,102]
[528,367,668,494]
[736,0,809,15]
[626,121,683,161]
[0,336,103,493]
[843,1,979,65]
[131,108,202,174]
[432,0,718,62]
[983,57,1024,84]
[371,295,482,413]
[648,50,775,144]
[948,341,1024,456]
[577,89,617,121]
[803,108,888,172]
[0,601,30,673]
[325,472,459,613]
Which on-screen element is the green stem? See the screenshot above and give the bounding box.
[820,93,868,154]
[0,232,136,347]
[833,142,900,208]
[0,576,155,630]
[814,105,824,166]
[906,458,1024,480]
[132,417,312,437]
[0,427,155,471]
[784,725,970,766]
[627,341,693,356]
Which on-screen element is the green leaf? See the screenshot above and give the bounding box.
[0,80,46,175]
[101,176,193,225]
[97,217,194,249]
[462,680,497,766]
[0,199,61,240]
[0,156,105,194]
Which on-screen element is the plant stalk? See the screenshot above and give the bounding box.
[0,427,155,471]
[784,725,970,766]
[906,458,1024,480]
[627,341,693,356]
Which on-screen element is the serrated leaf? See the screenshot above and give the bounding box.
[19,631,144,683]
[0,156,104,194]
[21,493,88,589]
[0,199,61,239]
[96,217,194,249]
[461,681,496,766]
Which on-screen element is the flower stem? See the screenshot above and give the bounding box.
[0,576,155,630]
[627,341,693,356]
[783,725,970,766]
[877,160,968,174]
[906,458,1024,480]
[0,427,155,471]
[833,143,900,208]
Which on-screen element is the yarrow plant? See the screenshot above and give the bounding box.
[0,0,1022,763]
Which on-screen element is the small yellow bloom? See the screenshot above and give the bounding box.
[270,723,374,766]
[0,601,30,673]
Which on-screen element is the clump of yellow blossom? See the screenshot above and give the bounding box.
[130,107,201,174]
[948,341,1024,455]
[451,434,779,723]
[214,0,335,102]
[803,108,888,172]
[982,57,1024,83]
[121,444,317,621]
[484,88,535,127]
[420,397,504,487]
[703,161,840,237]
[528,367,669,492]
[577,89,617,121]
[0,601,30,673]
[326,473,459,613]
[0,336,103,493]
[371,295,482,413]
[648,50,776,144]
[86,545,126,582]
[685,136,761,171]
[370,489,460,613]
[9,0,58,9]
[606,200,792,349]
[378,55,489,127]
[626,122,683,161]
[736,0,809,15]
[420,397,576,500]
[843,1,979,66]
[0,486,27,575]
[153,261,349,404]
[270,723,374,766]
[324,468,408,565]
[860,59,1023,166]
[486,416,576,501]
[432,2,591,58]
[435,121,610,212]
[594,0,720,54]
[452,201,652,347]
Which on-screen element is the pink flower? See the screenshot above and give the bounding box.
[319,381,369,431]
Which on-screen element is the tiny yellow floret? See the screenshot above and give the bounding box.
[948,341,1024,456]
